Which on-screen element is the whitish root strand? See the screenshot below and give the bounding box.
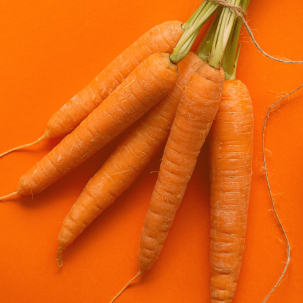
[57,247,64,268]
[0,192,18,201]
[110,270,143,303]
[0,134,47,158]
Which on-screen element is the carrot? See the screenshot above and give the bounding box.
[57,51,204,266]
[0,53,178,200]
[209,2,253,301]
[110,3,238,301]
[138,62,224,272]
[209,79,253,303]
[0,21,184,158]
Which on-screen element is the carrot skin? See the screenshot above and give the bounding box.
[45,21,184,138]
[209,80,253,303]
[17,53,178,196]
[58,52,204,252]
[139,63,225,272]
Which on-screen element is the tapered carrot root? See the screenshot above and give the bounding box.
[57,52,204,262]
[0,135,46,158]
[209,80,253,303]
[139,62,224,272]
[109,271,142,303]
[0,192,18,201]
[0,53,178,200]
[0,21,183,157]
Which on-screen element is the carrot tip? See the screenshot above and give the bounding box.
[57,252,63,268]
[110,270,142,303]
[57,247,64,268]
[0,191,18,201]
[0,134,47,158]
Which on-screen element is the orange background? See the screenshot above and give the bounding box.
[1,1,303,302]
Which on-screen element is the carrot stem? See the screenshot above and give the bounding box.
[110,271,142,303]
[170,1,218,63]
[0,134,46,158]
[221,0,250,79]
[182,1,208,30]
[196,7,222,62]
[230,43,241,80]
[208,0,242,69]
[0,191,18,201]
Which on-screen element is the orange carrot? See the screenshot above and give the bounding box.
[139,63,224,272]
[111,62,225,302]
[0,21,183,157]
[207,3,253,301]
[209,79,253,303]
[56,52,204,266]
[0,53,178,200]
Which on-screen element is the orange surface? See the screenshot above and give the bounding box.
[1,1,303,302]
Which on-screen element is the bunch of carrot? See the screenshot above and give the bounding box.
[0,0,254,302]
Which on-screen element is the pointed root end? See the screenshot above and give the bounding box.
[0,134,47,158]
[57,246,65,268]
[0,191,18,201]
[110,270,143,303]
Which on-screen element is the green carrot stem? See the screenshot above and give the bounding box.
[242,0,250,10]
[170,1,218,64]
[230,43,241,80]
[221,0,250,79]
[221,18,238,79]
[182,1,208,31]
[208,0,242,69]
[196,7,223,62]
